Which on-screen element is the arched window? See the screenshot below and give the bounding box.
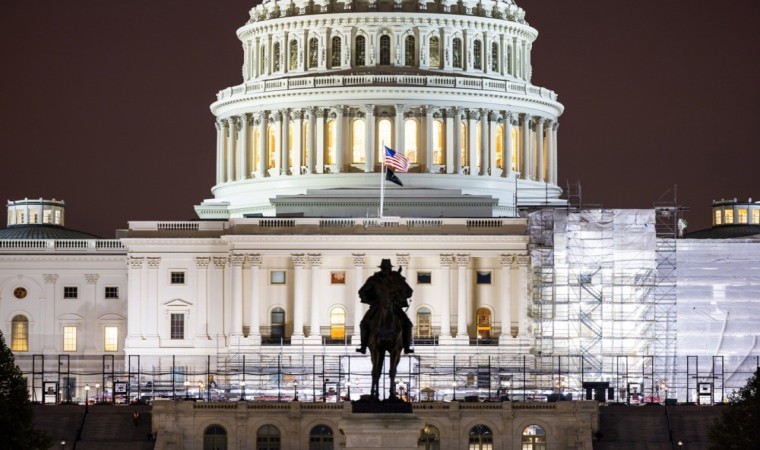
[326,120,336,164]
[404,119,418,163]
[491,42,498,71]
[11,315,29,352]
[289,39,298,70]
[355,35,366,66]
[452,38,462,68]
[379,35,391,65]
[460,121,467,167]
[473,40,482,70]
[203,425,227,450]
[271,308,285,340]
[273,42,281,72]
[418,424,440,450]
[331,36,341,67]
[476,307,491,339]
[511,127,519,171]
[416,307,432,337]
[433,119,444,165]
[429,36,440,68]
[309,425,334,450]
[330,307,346,340]
[522,425,546,450]
[468,424,493,450]
[495,125,504,169]
[405,35,415,66]
[378,118,392,160]
[506,45,512,75]
[352,120,365,163]
[267,125,277,169]
[257,424,281,450]
[309,37,319,68]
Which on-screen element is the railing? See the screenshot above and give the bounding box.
[0,239,125,252]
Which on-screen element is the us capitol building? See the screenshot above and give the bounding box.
[2,0,759,449]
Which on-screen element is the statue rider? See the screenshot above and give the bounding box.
[356,259,414,355]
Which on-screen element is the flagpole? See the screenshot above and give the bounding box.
[379,143,385,219]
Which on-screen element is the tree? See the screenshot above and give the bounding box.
[709,367,760,450]
[0,330,51,449]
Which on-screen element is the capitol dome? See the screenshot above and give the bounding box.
[196,0,564,219]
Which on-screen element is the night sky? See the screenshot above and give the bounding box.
[1,1,758,238]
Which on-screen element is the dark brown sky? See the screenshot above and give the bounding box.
[1,1,759,237]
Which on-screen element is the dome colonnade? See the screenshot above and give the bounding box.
[203,0,564,218]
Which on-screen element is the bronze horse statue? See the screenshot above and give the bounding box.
[356,259,414,401]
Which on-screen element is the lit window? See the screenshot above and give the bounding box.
[495,125,504,169]
[289,39,298,70]
[724,209,734,224]
[355,35,366,66]
[273,42,281,71]
[308,38,318,68]
[170,272,185,285]
[64,286,78,299]
[404,119,418,163]
[288,119,296,165]
[475,122,482,167]
[521,425,547,450]
[752,209,760,224]
[11,315,29,352]
[429,37,440,67]
[330,307,346,340]
[170,314,185,340]
[738,208,748,224]
[452,38,462,68]
[268,124,277,168]
[63,326,77,352]
[378,119,392,161]
[331,36,341,67]
[473,40,482,70]
[405,35,415,66]
[302,121,309,165]
[105,286,119,299]
[460,121,467,166]
[511,127,519,171]
[418,424,440,450]
[476,308,491,339]
[468,424,493,450]
[433,120,444,165]
[416,307,432,337]
[352,120,366,163]
[326,121,336,165]
[104,326,118,352]
[379,35,391,65]
[491,42,498,71]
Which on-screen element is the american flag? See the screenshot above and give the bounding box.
[383,146,410,173]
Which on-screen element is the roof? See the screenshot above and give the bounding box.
[685,225,760,240]
[0,224,101,240]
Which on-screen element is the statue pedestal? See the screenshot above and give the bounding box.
[340,413,423,450]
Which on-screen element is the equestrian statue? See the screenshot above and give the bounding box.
[356,259,414,400]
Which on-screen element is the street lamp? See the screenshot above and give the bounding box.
[60,440,66,450]
[240,381,246,401]
[452,381,457,401]
[84,385,90,405]
[293,380,299,401]
[345,381,351,401]
[184,380,190,400]
[95,383,100,403]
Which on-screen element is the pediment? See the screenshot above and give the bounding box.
[163,298,193,308]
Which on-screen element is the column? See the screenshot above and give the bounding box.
[280,109,290,175]
[498,255,513,344]
[212,257,228,340]
[445,108,455,173]
[439,255,453,338]
[308,254,323,341]
[482,109,490,176]
[42,274,58,352]
[536,117,545,182]
[453,107,463,174]
[256,112,267,177]
[467,109,478,175]
[292,110,303,175]
[145,257,161,341]
[550,122,559,184]
[238,114,249,180]
[455,254,470,340]
[215,121,224,184]
[248,254,262,342]
[521,114,531,179]
[516,255,530,337]
[85,274,99,352]
[227,117,237,182]
[364,104,375,172]
[504,112,513,178]
[306,108,316,173]
[425,105,434,172]
[394,104,404,152]
[126,258,143,343]
[352,253,366,344]
[315,109,325,173]
[230,254,245,338]
[292,254,306,339]
[334,106,344,172]
[195,257,211,341]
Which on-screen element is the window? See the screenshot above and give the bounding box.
[330,271,346,284]
[468,424,493,450]
[418,424,440,450]
[170,271,185,285]
[724,209,734,224]
[491,42,498,71]
[511,126,519,171]
[473,40,482,70]
[452,38,462,68]
[288,119,296,166]
[13,287,27,299]
[521,425,546,450]
[417,272,431,284]
[257,424,280,450]
[429,36,440,67]
[204,425,228,450]
[271,270,286,284]
[404,119,418,163]
[379,35,391,65]
[309,425,334,450]
[331,36,341,67]
[170,313,185,340]
[416,307,432,337]
[273,42,281,71]
[476,271,492,284]
[308,37,318,68]
[753,209,760,224]
[64,286,78,299]
[476,308,492,339]
[105,286,119,299]
[738,208,748,224]
[506,45,512,74]
[260,45,266,74]
[63,326,77,352]
[713,209,722,225]
[352,120,366,163]
[104,326,118,352]
[460,121,467,166]
[271,308,285,339]
[330,307,346,340]
[268,124,277,168]
[433,120,444,164]
[289,39,298,70]
[495,125,504,169]
[355,35,366,66]
[378,119,392,161]
[405,35,415,66]
[326,120,336,164]
[11,315,29,352]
